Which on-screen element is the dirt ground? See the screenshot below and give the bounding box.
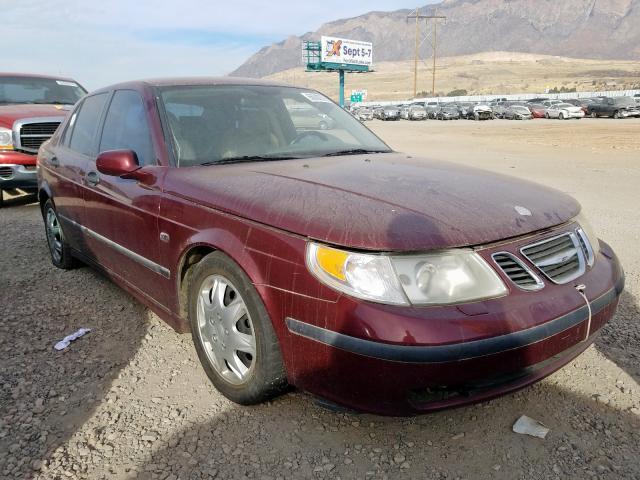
[267,52,640,101]
[1,118,639,480]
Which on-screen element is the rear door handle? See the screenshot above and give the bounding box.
[85,171,100,187]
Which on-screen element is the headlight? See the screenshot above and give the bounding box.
[306,243,408,305]
[306,243,508,306]
[0,127,13,150]
[575,211,600,256]
[392,250,507,305]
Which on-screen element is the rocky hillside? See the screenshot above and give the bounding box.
[231,0,640,78]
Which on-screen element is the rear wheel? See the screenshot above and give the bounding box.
[43,199,78,269]
[591,111,598,118]
[188,251,288,405]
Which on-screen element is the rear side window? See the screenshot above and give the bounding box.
[69,93,109,155]
[99,90,155,166]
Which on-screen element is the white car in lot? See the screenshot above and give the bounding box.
[545,103,585,120]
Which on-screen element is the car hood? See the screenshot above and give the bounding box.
[0,104,72,128]
[164,153,580,251]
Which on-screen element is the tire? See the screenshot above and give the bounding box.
[559,113,564,120]
[545,113,550,119]
[0,189,3,208]
[591,111,598,118]
[613,111,620,119]
[42,199,78,269]
[188,251,288,405]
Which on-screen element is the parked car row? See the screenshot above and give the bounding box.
[351,94,640,123]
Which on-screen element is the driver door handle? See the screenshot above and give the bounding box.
[85,171,100,187]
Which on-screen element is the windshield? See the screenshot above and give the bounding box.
[614,97,636,106]
[0,76,86,105]
[160,85,391,167]
[513,106,530,112]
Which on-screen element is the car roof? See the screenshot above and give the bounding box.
[92,76,292,94]
[0,72,80,82]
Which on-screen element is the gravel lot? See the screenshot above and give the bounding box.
[1,119,639,480]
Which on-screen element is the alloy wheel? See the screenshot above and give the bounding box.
[196,275,256,385]
[46,208,64,264]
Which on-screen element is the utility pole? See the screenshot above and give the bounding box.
[406,8,446,98]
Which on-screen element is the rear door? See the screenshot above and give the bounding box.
[82,89,170,307]
[47,93,110,249]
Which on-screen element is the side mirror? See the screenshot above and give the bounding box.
[96,150,139,177]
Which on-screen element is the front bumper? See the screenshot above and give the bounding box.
[0,161,38,191]
[620,109,640,118]
[280,235,624,415]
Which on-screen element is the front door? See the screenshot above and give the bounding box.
[82,89,170,309]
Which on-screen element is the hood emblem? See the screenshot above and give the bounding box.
[515,206,532,216]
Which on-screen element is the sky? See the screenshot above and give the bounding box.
[4,0,435,90]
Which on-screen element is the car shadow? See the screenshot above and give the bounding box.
[0,190,38,208]
[0,202,148,478]
[596,289,640,386]
[136,377,640,479]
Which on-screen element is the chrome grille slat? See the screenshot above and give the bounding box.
[0,166,14,179]
[12,116,64,154]
[521,232,585,284]
[492,252,544,291]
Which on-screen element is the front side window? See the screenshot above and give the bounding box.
[69,93,109,156]
[100,90,155,166]
[159,85,391,167]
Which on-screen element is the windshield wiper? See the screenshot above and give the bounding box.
[321,148,390,157]
[32,101,74,105]
[200,155,300,166]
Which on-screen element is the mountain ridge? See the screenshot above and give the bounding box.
[231,0,640,78]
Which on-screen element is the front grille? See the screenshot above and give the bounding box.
[575,228,595,267]
[492,252,543,291]
[18,121,61,154]
[0,166,14,179]
[521,232,585,284]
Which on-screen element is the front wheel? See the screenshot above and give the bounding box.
[43,199,78,269]
[188,251,288,405]
[613,110,620,119]
[559,113,565,120]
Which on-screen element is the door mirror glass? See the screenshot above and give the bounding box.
[96,150,139,177]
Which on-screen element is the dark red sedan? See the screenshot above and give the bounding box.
[37,78,624,415]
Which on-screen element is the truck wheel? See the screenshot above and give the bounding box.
[613,110,620,119]
[591,111,598,118]
[189,251,288,405]
[43,199,78,269]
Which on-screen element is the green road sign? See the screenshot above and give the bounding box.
[350,94,362,103]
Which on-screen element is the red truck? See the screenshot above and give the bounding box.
[0,73,86,205]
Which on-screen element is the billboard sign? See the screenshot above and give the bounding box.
[321,36,373,67]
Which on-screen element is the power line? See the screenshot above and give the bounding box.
[407,7,446,98]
